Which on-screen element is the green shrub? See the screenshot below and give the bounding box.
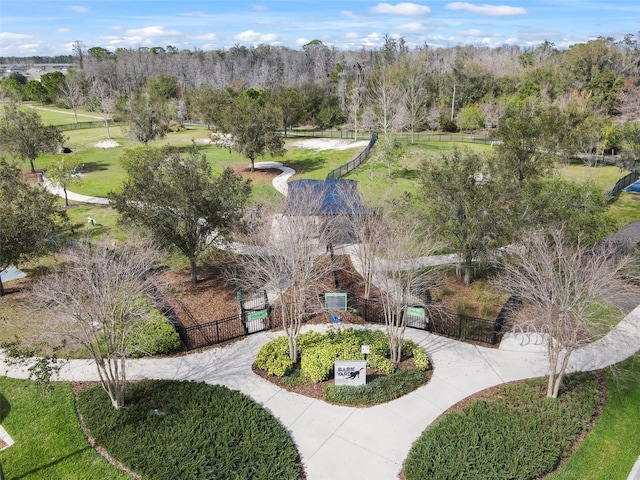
[403,340,430,371]
[368,352,396,374]
[323,368,427,405]
[301,343,342,382]
[126,309,182,358]
[77,380,301,480]
[403,373,600,480]
[255,336,294,377]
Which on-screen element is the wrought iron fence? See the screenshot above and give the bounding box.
[347,294,520,346]
[326,133,378,180]
[608,170,640,200]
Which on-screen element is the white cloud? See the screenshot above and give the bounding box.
[124,26,182,37]
[296,37,309,46]
[398,22,423,32]
[194,33,217,40]
[251,4,267,11]
[0,32,33,41]
[445,3,527,16]
[341,10,362,19]
[57,28,71,33]
[458,28,483,36]
[371,2,431,16]
[234,30,279,43]
[457,28,502,37]
[70,5,88,13]
[344,32,359,39]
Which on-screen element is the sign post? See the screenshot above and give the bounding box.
[334,360,367,386]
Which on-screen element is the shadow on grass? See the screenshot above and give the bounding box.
[12,447,92,479]
[0,392,9,423]
[393,167,420,180]
[80,161,110,173]
[283,154,328,174]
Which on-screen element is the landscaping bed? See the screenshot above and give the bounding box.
[402,371,605,480]
[76,379,302,480]
[253,328,432,406]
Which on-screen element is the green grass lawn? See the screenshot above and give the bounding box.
[0,377,130,480]
[547,357,640,480]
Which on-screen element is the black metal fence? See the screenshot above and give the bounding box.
[57,120,110,131]
[347,294,521,346]
[608,170,640,200]
[326,133,379,180]
[164,290,271,351]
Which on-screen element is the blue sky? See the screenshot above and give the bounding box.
[1,1,639,56]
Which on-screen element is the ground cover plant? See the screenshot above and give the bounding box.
[402,372,602,480]
[255,328,431,405]
[0,377,130,480]
[77,379,302,480]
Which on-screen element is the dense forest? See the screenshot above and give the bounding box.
[2,35,640,154]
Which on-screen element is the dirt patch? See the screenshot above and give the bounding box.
[159,264,240,327]
[230,165,282,183]
[288,138,369,151]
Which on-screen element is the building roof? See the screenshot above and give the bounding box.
[284,179,367,215]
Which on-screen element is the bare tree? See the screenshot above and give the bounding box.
[91,81,117,139]
[495,228,633,398]
[32,238,162,409]
[367,67,400,134]
[59,70,86,123]
[394,60,429,143]
[344,193,440,363]
[236,186,338,362]
[374,208,439,363]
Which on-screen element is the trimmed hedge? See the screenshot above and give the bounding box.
[403,372,601,480]
[77,380,302,480]
[323,368,427,405]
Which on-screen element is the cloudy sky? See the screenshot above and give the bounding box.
[1,0,639,57]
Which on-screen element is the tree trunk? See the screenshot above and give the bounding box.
[0,276,4,296]
[464,255,473,285]
[189,257,198,284]
[250,159,255,172]
[64,188,69,207]
[29,158,36,174]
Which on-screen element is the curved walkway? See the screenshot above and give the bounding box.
[3,311,640,479]
[41,160,295,205]
[20,161,640,479]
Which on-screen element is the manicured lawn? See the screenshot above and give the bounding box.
[0,377,130,480]
[556,163,627,193]
[547,357,640,480]
[608,192,640,226]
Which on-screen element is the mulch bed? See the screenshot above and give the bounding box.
[252,356,432,405]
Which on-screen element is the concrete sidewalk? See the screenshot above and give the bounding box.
[7,315,639,480]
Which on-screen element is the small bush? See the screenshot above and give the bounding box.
[255,336,294,377]
[453,298,475,316]
[403,340,430,371]
[323,369,427,405]
[126,309,182,358]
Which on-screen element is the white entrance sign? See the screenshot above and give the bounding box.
[334,360,367,386]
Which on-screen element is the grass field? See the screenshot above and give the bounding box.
[0,377,130,480]
[547,357,640,480]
